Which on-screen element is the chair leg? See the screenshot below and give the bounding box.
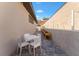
[19,47,22,56]
[33,47,35,56]
[28,45,31,55]
[40,46,42,55]
[25,46,28,55]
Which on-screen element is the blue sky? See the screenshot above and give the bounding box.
[32,2,65,20]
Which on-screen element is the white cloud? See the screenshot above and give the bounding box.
[36,10,44,13]
[36,16,42,20]
[36,16,39,18]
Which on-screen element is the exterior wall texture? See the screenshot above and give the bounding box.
[0,2,36,55]
[43,3,79,55]
[43,2,79,30]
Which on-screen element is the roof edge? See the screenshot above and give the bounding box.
[22,2,37,23]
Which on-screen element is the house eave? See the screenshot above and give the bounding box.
[22,2,38,23]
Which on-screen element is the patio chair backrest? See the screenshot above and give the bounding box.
[17,35,25,46]
[33,35,41,46]
[24,33,30,39]
[37,34,41,37]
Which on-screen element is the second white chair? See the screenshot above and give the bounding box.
[30,34,41,56]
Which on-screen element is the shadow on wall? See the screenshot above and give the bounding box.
[44,28,79,56]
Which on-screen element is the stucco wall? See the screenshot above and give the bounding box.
[0,3,36,55]
[43,2,79,30]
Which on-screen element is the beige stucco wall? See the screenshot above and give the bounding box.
[43,3,79,55]
[43,2,79,30]
[0,2,36,55]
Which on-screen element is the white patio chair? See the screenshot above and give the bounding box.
[24,33,30,41]
[30,34,41,56]
[24,33,32,55]
[17,36,29,56]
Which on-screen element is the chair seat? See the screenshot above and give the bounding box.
[18,42,29,48]
[30,43,41,48]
